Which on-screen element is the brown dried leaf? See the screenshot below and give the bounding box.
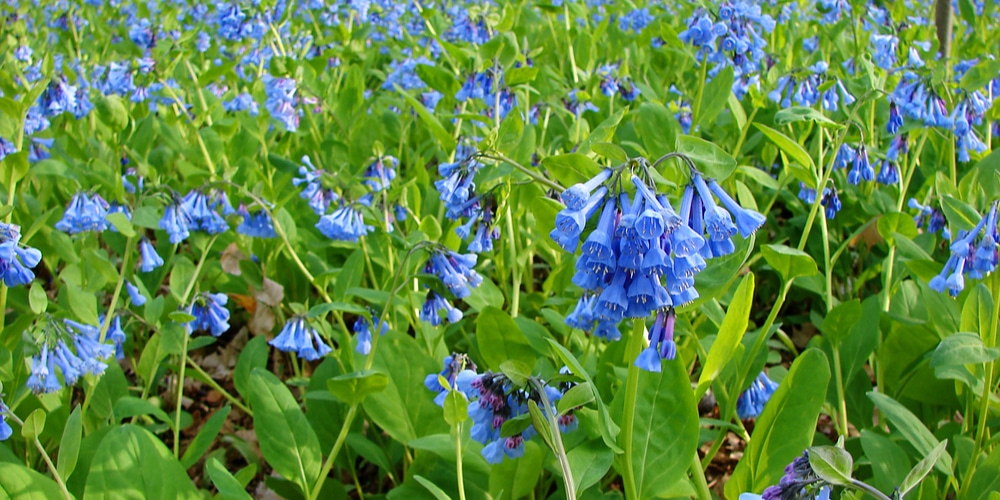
[253,277,284,307]
[220,243,247,275]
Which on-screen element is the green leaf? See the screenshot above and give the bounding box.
[958,59,1000,91]
[761,244,819,281]
[725,349,831,497]
[866,392,953,475]
[332,249,366,301]
[0,462,67,498]
[877,213,918,245]
[496,110,524,155]
[207,457,253,500]
[929,332,1000,368]
[961,284,994,340]
[415,63,459,96]
[95,95,129,131]
[753,123,814,169]
[557,382,595,415]
[84,425,198,498]
[363,333,449,443]
[526,399,555,452]
[696,273,755,400]
[57,406,83,479]
[808,446,854,486]
[238,260,263,289]
[443,390,468,426]
[498,359,533,387]
[308,302,368,318]
[579,108,626,155]
[326,370,389,405]
[29,281,47,315]
[618,352,700,499]
[234,336,268,399]
[959,445,1000,500]
[900,440,949,497]
[819,299,862,346]
[567,439,615,493]
[547,339,622,453]
[105,212,136,237]
[695,65,734,129]
[591,142,629,163]
[67,285,100,326]
[113,396,174,429]
[20,409,46,440]
[860,430,911,495]
[399,89,456,154]
[413,475,453,500]
[500,414,533,438]
[248,369,322,495]
[476,306,536,370]
[505,66,538,85]
[181,406,231,469]
[676,135,738,181]
[941,195,981,232]
[773,106,843,128]
[3,151,29,187]
[489,440,543,500]
[634,102,679,158]
[541,153,603,187]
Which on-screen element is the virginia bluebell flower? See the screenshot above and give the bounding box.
[270,316,333,361]
[846,145,873,185]
[316,204,373,242]
[106,314,127,360]
[180,190,229,234]
[26,318,114,394]
[634,308,677,372]
[680,1,775,98]
[619,8,654,33]
[263,75,300,132]
[294,156,338,215]
[55,192,110,234]
[363,156,398,192]
[236,205,278,238]
[737,371,779,419]
[424,353,478,406]
[0,222,41,287]
[435,143,485,221]
[0,397,12,441]
[468,372,534,463]
[421,290,465,326]
[930,203,998,295]
[761,451,832,500]
[563,90,600,117]
[0,136,16,162]
[875,160,899,185]
[187,292,230,337]
[137,237,164,272]
[443,6,492,44]
[425,250,483,299]
[126,281,147,306]
[908,199,946,233]
[353,314,389,355]
[870,33,898,69]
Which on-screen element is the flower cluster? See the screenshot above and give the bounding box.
[596,64,641,102]
[420,290,464,326]
[0,222,42,288]
[736,371,779,419]
[236,205,278,239]
[465,371,579,464]
[908,199,946,234]
[159,190,234,244]
[55,192,112,234]
[294,156,339,215]
[186,292,231,337]
[353,314,389,355]
[0,397,11,441]
[138,238,165,272]
[270,316,333,361]
[425,249,483,300]
[930,203,998,296]
[760,451,832,500]
[768,61,855,112]
[423,353,478,406]
[26,318,114,394]
[263,75,300,132]
[797,183,842,220]
[434,143,499,252]
[554,161,765,360]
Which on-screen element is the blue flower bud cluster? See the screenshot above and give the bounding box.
[736,371,779,419]
[596,64,641,102]
[456,67,517,121]
[768,61,855,112]
[435,143,499,253]
[797,183,842,220]
[553,160,765,367]
[420,290,465,326]
[270,316,333,361]
[0,222,42,288]
[160,190,235,244]
[186,292,231,337]
[0,398,11,441]
[931,203,999,296]
[760,451,832,500]
[26,318,115,394]
[908,199,946,235]
[424,353,478,407]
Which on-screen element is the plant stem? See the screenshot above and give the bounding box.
[506,203,520,317]
[184,354,253,415]
[455,422,467,500]
[99,235,136,343]
[619,319,645,500]
[960,271,1000,493]
[3,411,72,500]
[689,452,712,500]
[532,378,576,499]
[483,153,564,192]
[850,479,893,500]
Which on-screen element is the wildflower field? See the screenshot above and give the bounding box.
[2,0,1000,498]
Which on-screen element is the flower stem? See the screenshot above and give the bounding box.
[99,235,136,343]
[531,377,576,499]
[960,271,1000,493]
[619,319,645,500]
[455,421,467,500]
[483,153,564,192]
[184,354,253,416]
[689,452,712,500]
[3,411,72,500]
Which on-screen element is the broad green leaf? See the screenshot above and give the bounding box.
[95,95,129,131]
[592,142,628,164]
[399,89,456,154]
[180,406,231,469]
[307,302,368,318]
[489,441,543,500]
[568,439,615,493]
[754,123,813,169]
[696,273,755,400]
[958,59,1000,91]
[29,281,47,315]
[634,102,680,158]
[618,352,700,499]
[819,299,862,346]
[695,65,734,129]
[248,369,322,495]
[113,396,173,429]
[500,414,532,438]
[877,213,918,245]
[415,63,459,96]
[557,382,595,415]
[773,106,843,128]
[327,370,389,405]
[413,475,453,500]
[541,153,603,187]
[476,306,535,370]
[496,110,524,155]
[505,66,538,85]
[900,440,949,497]
[0,462,67,499]
[84,425,198,498]
[725,349,831,497]
[526,399,555,452]
[234,336,268,399]
[959,445,1000,500]
[961,284,994,341]
[443,390,468,426]
[929,332,1000,367]
[67,285,100,326]
[808,446,854,486]
[866,392,953,475]
[364,333,449,443]
[332,249,365,301]
[207,457,253,500]
[20,409,46,440]
[761,244,819,281]
[860,430,911,495]
[940,195,981,232]
[57,406,83,479]
[547,339,622,453]
[498,359,532,387]
[105,212,136,237]
[676,135,738,181]
[579,108,626,155]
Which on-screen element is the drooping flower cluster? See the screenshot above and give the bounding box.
[768,61,855,111]
[0,397,11,441]
[553,160,766,360]
[425,249,483,299]
[596,64,641,102]
[0,222,42,288]
[760,451,832,500]
[294,156,339,215]
[236,205,278,238]
[466,371,579,464]
[263,75,300,132]
[736,371,779,419]
[55,192,111,234]
[433,143,499,252]
[797,183,842,220]
[382,56,444,111]
[930,203,998,296]
[26,318,115,394]
[424,353,478,406]
[159,190,234,244]
[908,199,946,234]
[270,316,333,361]
[353,314,389,355]
[420,290,465,326]
[186,292,231,337]
[137,237,164,272]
